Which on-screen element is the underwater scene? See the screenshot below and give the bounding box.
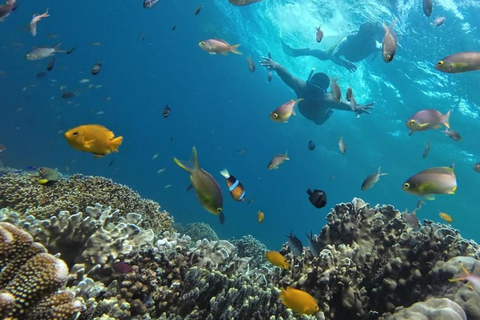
[1,0,480,318]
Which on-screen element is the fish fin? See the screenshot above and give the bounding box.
[220,51,229,56]
[230,44,241,55]
[378,167,388,176]
[53,43,62,52]
[220,168,230,178]
[307,188,312,196]
[38,178,49,185]
[93,153,106,158]
[109,136,123,152]
[424,194,435,201]
[174,146,199,174]
[83,139,96,149]
[449,186,457,194]
[186,184,194,192]
[409,131,414,136]
[443,110,451,129]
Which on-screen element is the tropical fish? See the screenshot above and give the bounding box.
[331,78,341,102]
[61,91,76,99]
[267,70,273,82]
[143,0,160,8]
[406,109,450,135]
[30,8,49,36]
[306,231,320,256]
[270,99,303,123]
[286,231,303,256]
[423,140,431,159]
[25,44,74,61]
[64,124,123,157]
[436,52,480,73]
[37,167,59,185]
[449,265,480,293]
[163,105,171,118]
[443,128,462,141]
[345,87,353,102]
[220,168,245,201]
[194,4,203,15]
[279,286,320,315]
[247,57,255,72]
[265,251,289,269]
[402,209,420,229]
[350,96,358,114]
[307,189,327,209]
[228,0,262,6]
[257,210,264,224]
[382,19,398,63]
[474,162,480,173]
[92,62,102,75]
[439,212,453,223]
[0,0,16,22]
[361,167,387,191]
[422,0,433,17]
[402,166,457,200]
[46,57,55,71]
[174,147,224,220]
[432,16,446,27]
[267,151,289,169]
[315,26,323,43]
[338,137,346,154]
[199,39,241,55]
[308,140,315,151]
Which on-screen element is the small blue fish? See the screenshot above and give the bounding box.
[286,231,303,256]
[306,231,321,257]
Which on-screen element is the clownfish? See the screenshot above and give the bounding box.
[220,168,245,201]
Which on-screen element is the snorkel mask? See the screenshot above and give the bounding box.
[306,69,329,95]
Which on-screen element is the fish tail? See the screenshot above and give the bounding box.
[442,110,451,129]
[109,136,123,152]
[284,150,290,161]
[378,167,388,176]
[220,168,230,178]
[230,44,241,55]
[174,146,199,174]
[449,265,470,282]
[279,287,287,299]
[53,43,63,52]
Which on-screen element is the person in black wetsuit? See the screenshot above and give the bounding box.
[282,22,384,72]
[260,58,374,125]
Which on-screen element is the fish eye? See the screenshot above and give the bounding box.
[216,208,222,213]
[387,54,391,60]
[410,120,415,125]
[438,61,444,65]
[403,183,410,189]
[272,113,278,118]
[73,132,78,136]
[200,41,205,45]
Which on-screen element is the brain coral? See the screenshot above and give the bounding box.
[0,171,173,234]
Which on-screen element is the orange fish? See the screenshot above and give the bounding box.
[257,210,264,223]
[220,168,245,201]
[30,8,49,36]
[198,39,241,55]
[439,212,453,223]
[265,251,289,269]
[65,124,123,157]
[280,286,320,315]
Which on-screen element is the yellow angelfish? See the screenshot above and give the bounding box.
[265,251,289,269]
[64,124,123,157]
[279,286,320,315]
[174,147,224,222]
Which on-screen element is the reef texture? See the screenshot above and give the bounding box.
[0,171,173,234]
[272,198,480,320]
[0,222,83,319]
[4,182,480,320]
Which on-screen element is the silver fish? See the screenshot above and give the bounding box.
[267,151,289,169]
[286,231,303,256]
[306,231,320,257]
[382,19,398,63]
[338,137,346,154]
[25,44,73,61]
[443,128,462,141]
[331,77,341,102]
[346,87,353,102]
[361,167,387,190]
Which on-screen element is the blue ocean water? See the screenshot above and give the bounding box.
[0,0,479,250]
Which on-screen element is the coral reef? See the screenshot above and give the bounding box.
[0,171,173,234]
[272,198,480,320]
[230,234,268,269]
[0,222,83,319]
[0,204,155,275]
[389,298,467,320]
[180,221,219,242]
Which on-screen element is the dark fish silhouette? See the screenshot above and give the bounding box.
[308,140,315,151]
[163,105,171,118]
[46,57,55,71]
[92,62,102,75]
[286,231,303,255]
[307,188,327,208]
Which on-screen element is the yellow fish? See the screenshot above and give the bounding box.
[257,210,264,224]
[265,251,289,269]
[65,124,123,157]
[270,98,303,123]
[439,212,453,223]
[174,147,224,222]
[279,286,320,315]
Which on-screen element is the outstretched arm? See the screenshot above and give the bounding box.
[260,57,305,94]
[323,94,374,116]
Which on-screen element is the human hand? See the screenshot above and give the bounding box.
[260,57,280,71]
[355,103,374,118]
[345,62,357,73]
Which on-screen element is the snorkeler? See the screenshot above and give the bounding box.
[282,22,384,72]
[260,58,374,125]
